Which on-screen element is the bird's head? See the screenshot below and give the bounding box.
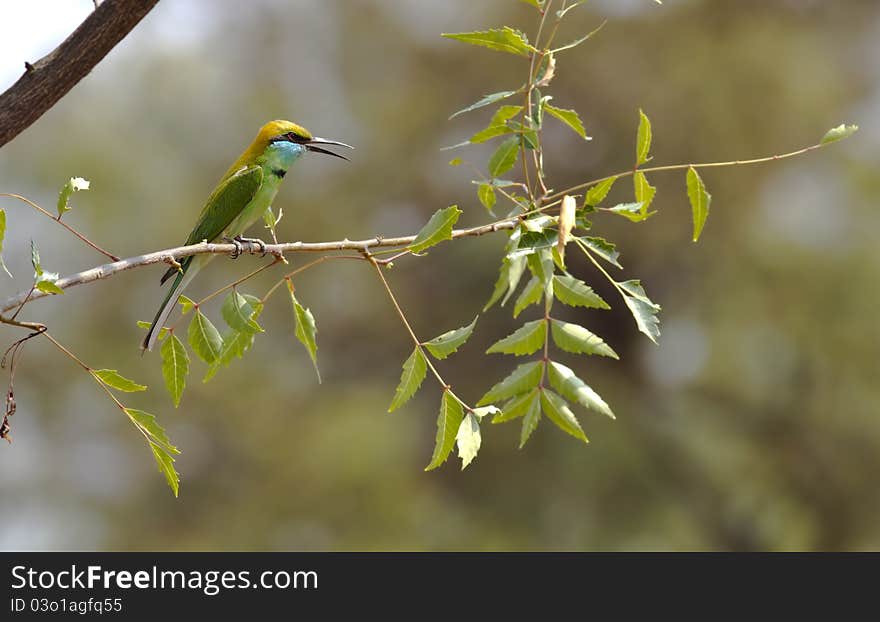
[259,120,353,161]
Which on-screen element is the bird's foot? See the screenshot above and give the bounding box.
[222,236,244,259]
[234,235,268,257]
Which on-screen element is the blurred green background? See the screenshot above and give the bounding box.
[0,0,877,551]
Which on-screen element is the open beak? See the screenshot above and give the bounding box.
[305,137,354,161]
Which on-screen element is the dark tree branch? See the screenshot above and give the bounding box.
[0,0,160,148]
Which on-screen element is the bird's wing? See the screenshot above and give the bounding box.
[183,165,264,246]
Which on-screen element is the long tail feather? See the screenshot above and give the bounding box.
[142,262,198,352]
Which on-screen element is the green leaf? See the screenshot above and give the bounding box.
[584,177,616,207]
[502,255,528,306]
[491,105,524,125]
[544,104,590,140]
[203,329,256,382]
[820,123,858,145]
[540,389,588,443]
[553,274,609,309]
[606,202,653,223]
[188,309,223,364]
[0,209,11,278]
[92,369,147,392]
[150,444,180,498]
[633,171,657,215]
[161,333,189,408]
[442,27,537,57]
[478,183,496,212]
[262,205,282,240]
[686,167,712,242]
[579,236,622,269]
[137,321,168,341]
[477,360,544,406]
[423,317,478,360]
[456,412,481,470]
[221,290,263,334]
[520,0,544,9]
[550,319,618,358]
[548,361,614,419]
[125,408,178,455]
[636,109,652,166]
[409,206,462,253]
[487,319,546,356]
[178,295,196,315]
[492,388,539,423]
[56,176,89,218]
[519,392,543,448]
[425,391,465,471]
[488,136,521,178]
[470,125,512,144]
[35,280,64,295]
[388,347,428,412]
[287,282,320,382]
[449,158,463,167]
[618,279,661,343]
[526,248,555,285]
[513,276,543,318]
[449,90,519,119]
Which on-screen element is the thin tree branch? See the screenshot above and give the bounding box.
[0,220,519,313]
[0,0,160,148]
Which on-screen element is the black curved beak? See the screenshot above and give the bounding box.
[305,137,354,161]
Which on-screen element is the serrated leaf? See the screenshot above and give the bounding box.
[820,124,858,145]
[178,295,196,315]
[470,125,511,144]
[540,389,588,443]
[188,309,223,364]
[485,255,526,311]
[502,255,528,306]
[425,391,465,471]
[442,27,537,57]
[409,206,461,253]
[492,388,539,423]
[449,90,520,119]
[548,361,614,419]
[161,333,189,407]
[513,276,543,318]
[57,176,89,218]
[477,360,544,406]
[686,167,712,242]
[487,319,546,356]
[221,290,263,334]
[636,109,652,166]
[552,275,608,310]
[456,412,481,470]
[0,209,11,277]
[423,316,478,360]
[35,280,64,295]
[633,171,657,215]
[544,104,590,140]
[125,408,179,455]
[478,183,496,212]
[150,444,180,498]
[579,236,622,268]
[93,369,147,392]
[618,279,661,343]
[550,319,618,358]
[287,282,320,382]
[488,136,520,178]
[389,347,428,412]
[585,177,616,207]
[519,392,543,448]
[607,201,653,222]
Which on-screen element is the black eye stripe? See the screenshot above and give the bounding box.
[270,132,310,144]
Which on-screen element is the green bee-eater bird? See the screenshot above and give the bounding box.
[142,120,352,351]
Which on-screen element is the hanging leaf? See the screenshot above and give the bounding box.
[578,236,622,268]
[221,290,263,334]
[388,347,428,412]
[425,391,465,471]
[161,333,189,408]
[548,361,614,419]
[456,412,482,470]
[125,408,180,497]
[513,276,543,318]
[686,167,712,242]
[423,317,478,360]
[540,389,588,443]
[287,281,320,382]
[633,171,657,216]
[187,309,223,364]
[519,392,543,448]
[409,206,461,253]
[636,109,653,166]
[478,183,497,212]
[618,279,661,343]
